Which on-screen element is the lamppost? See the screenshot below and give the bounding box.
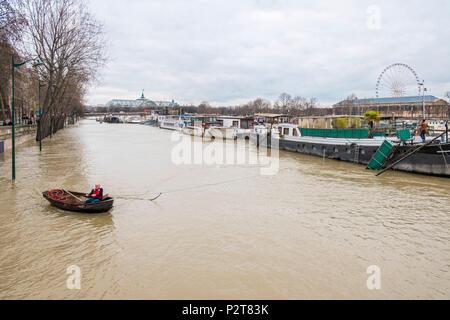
[419,81,427,119]
[37,80,46,152]
[11,55,44,181]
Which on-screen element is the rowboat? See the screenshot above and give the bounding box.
[43,189,114,213]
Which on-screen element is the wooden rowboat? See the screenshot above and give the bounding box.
[43,189,114,214]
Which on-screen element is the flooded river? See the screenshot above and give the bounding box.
[0,120,449,299]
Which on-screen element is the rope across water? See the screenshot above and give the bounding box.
[114,169,284,202]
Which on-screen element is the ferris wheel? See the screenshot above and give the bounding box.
[376,63,422,98]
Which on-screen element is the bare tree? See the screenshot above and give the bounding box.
[274,93,292,114]
[304,97,318,109]
[198,101,212,114]
[0,0,26,122]
[0,0,25,43]
[289,96,308,116]
[0,42,13,121]
[240,98,272,115]
[23,0,106,139]
[303,97,318,116]
[252,98,271,113]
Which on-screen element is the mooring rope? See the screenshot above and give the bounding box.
[114,168,288,202]
[115,193,163,202]
[40,167,291,203]
[115,175,262,202]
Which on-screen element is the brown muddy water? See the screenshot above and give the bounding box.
[0,120,449,299]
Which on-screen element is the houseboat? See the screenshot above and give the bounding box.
[429,120,449,133]
[181,115,220,137]
[103,115,123,124]
[205,116,255,140]
[124,116,145,124]
[142,113,160,126]
[255,113,292,127]
[158,115,186,131]
[252,124,450,177]
[143,119,158,126]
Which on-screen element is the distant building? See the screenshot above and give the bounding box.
[154,100,178,108]
[106,91,177,108]
[333,96,450,119]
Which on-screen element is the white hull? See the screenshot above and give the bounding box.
[182,126,204,137]
[204,127,254,140]
[160,125,182,131]
[204,127,236,140]
[159,118,185,131]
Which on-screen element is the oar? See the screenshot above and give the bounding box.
[63,189,84,202]
[149,193,162,201]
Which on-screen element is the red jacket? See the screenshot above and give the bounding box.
[89,188,103,199]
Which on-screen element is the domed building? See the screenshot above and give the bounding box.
[106,91,159,108]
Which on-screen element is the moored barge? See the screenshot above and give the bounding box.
[252,124,450,177]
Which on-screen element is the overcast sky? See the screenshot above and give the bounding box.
[86,0,450,106]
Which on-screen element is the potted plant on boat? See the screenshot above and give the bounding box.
[364,110,381,137]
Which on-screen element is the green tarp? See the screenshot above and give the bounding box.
[300,128,370,139]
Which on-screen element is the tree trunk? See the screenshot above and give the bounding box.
[0,92,6,122]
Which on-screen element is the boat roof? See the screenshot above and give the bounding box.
[277,123,299,128]
[299,115,364,119]
[218,115,254,120]
[255,113,291,118]
[338,95,442,105]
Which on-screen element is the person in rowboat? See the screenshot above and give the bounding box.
[85,183,104,204]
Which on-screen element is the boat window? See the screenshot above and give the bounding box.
[283,128,290,135]
[232,121,239,127]
[292,129,299,137]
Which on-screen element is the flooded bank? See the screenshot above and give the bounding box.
[0,120,449,299]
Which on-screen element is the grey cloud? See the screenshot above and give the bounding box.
[87,0,450,106]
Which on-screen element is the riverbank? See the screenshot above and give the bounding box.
[0,125,37,154]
